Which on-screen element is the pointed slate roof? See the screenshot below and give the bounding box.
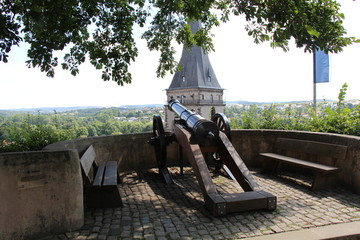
[168,21,222,90]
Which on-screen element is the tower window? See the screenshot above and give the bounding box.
[207,76,211,82]
[181,95,186,104]
[182,76,186,82]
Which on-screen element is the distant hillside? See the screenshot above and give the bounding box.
[225,100,335,105]
[0,104,165,114]
[119,104,164,109]
[3,99,359,113]
[1,106,101,112]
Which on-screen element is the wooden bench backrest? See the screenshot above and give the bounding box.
[275,138,347,159]
[80,145,96,184]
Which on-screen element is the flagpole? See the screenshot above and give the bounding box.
[313,81,317,112]
[313,50,317,112]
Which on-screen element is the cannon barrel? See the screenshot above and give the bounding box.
[168,99,219,146]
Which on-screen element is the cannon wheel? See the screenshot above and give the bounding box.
[212,113,231,141]
[152,115,173,184]
[211,113,235,180]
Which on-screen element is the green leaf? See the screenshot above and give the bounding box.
[0,0,358,84]
[305,25,319,38]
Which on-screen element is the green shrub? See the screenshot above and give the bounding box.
[0,113,75,152]
[229,83,360,136]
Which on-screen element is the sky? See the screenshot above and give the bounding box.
[0,0,359,110]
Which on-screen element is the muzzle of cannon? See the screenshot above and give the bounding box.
[168,99,219,146]
[148,100,277,216]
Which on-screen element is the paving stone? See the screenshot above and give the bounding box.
[106,236,118,240]
[219,228,232,236]
[155,230,166,236]
[144,234,156,240]
[180,237,193,240]
[169,232,181,239]
[97,234,107,240]
[165,227,177,233]
[65,232,79,238]
[74,236,87,240]
[91,226,101,233]
[120,230,131,238]
[87,233,98,240]
[108,228,122,236]
[133,232,143,239]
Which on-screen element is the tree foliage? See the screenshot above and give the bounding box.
[228,83,360,136]
[1,0,358,85]
[0,107,161,152]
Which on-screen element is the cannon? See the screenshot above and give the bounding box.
[149,100,276,216]
[168,99,219,146]
[168,99,233,178]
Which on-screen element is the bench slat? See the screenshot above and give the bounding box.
[80,145,96,177]
[260,153,339,172]
[93,162,106,186]
[103,161,118,186]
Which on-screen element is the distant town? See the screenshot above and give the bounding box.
[2,99,359,114]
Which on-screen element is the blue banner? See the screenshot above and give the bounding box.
[313,49,329,83]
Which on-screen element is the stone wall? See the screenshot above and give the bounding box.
[0,150,83,240]
[230,130,360,194]
[45,130,360,194]
[44,133,180,171]
[2,130,357,239]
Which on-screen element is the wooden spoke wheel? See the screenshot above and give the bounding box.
[152,115,166,168]
[212,113,231,141]
[211,113,235,180]
[153,115,165,139]
[151,115,173,184]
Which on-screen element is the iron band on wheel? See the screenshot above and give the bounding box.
[211,113,231,142]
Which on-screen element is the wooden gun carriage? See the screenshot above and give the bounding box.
[149,99,276,216]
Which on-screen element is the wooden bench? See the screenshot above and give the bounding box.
[260,138,347,190]
[80,145,122,208]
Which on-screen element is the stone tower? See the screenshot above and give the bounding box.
[165,21,225,131]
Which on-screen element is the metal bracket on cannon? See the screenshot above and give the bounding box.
[149,99,277,216]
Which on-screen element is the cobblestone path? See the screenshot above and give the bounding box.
[49,168,360,240]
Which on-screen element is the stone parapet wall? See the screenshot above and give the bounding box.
[0,150,83,240]
[44,133,180,172]
[2,130,358,239]
[45,130,360,194]
[230,130,360,194]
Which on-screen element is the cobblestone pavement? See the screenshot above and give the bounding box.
[49,168,360,240]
